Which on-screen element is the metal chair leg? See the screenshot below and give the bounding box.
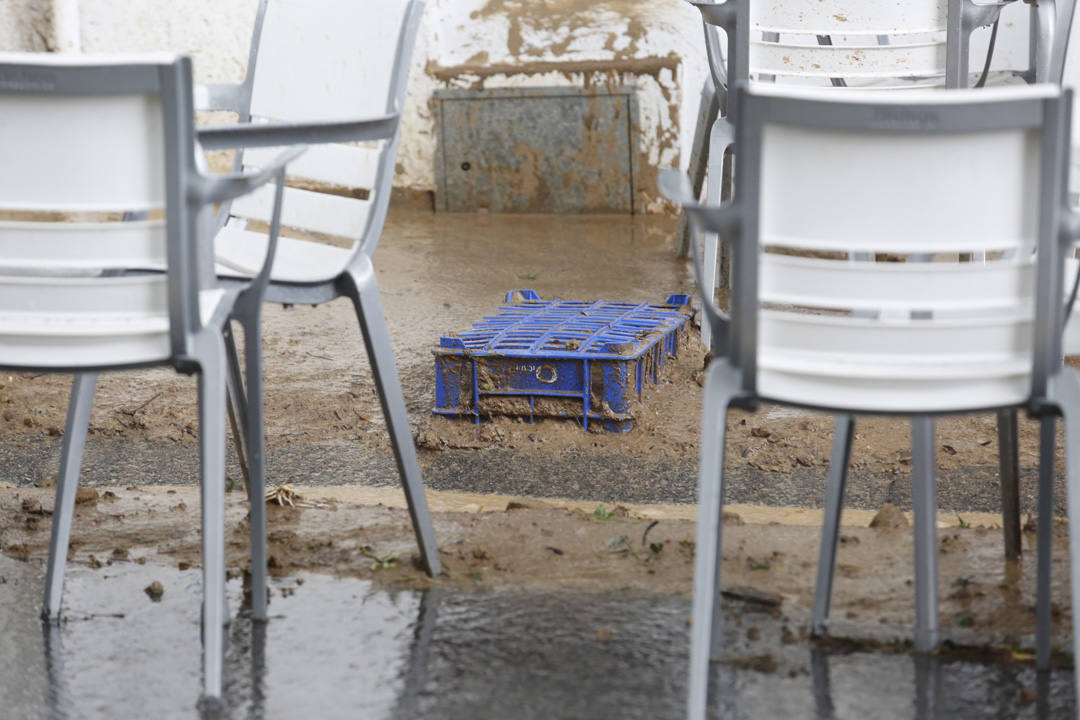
[1036,415,1056,670]
[998,408,1022,560]
[812,413,855,636]
[688,362,741,720]
[234,305,269,621]
[43,372,98,620]
[809,648,835,720]
[197,334,228,701]
[224,310,269,621]
[701,118,734,353]
[223,323,251,492]
[42,622,67,718]
[344,269,441,577]
[913,653,943,720]
[911,417,940,653]
[1051,369,1080,709]
[393,588,441,719]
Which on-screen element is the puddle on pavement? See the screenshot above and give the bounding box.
[0,554,1074,719]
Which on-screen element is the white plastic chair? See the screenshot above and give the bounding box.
[664,82,1078,720]
[192,0,442,614]
[1028,0,1080,676]
[808,0,1080,669]
[0,53,299,703]
[689,0,1026,351]
[688,0,1071,649]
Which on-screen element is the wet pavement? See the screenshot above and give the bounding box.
[0,433,1053,519]
[0,554,1074,719]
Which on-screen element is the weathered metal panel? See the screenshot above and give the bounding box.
[435,86,637,214]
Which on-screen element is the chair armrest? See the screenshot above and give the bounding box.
[1049,0,1076,83]
[1062,206,1080,251]
[702,22,728,101]
[196,147,305,303]
[196,114,399,151]
[964,0,1012,30]
[688,0,735,30]
[192,146,306,205]
[194,83,248,113]
[660,169,739,240]
[1058,207,1080,340]
[688,1,736,119]
[242,164,287,302]
[660,169,736,352]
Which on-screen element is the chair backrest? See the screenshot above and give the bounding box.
[0,53,204,369]
[1055,0,1080,195]
[719,83,1068,414]
[227,0,422,256]
[1045,0,1080,357]
[695,0,1020,123]
[749,0,949,88]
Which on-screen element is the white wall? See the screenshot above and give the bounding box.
[78,0,256,83]
[415,0,706,212]
[0,0,56,52]
[0,1,1051,213]
[1,0,707,213]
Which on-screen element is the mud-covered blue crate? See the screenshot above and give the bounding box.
[433,290,693,432]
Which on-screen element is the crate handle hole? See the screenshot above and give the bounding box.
[536,364,558,384]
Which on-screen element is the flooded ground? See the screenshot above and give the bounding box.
[0,485,1077,717]
[0,550,1074,720]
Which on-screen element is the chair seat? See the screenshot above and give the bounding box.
[0,286,226,368]
[758,353,1030,413]
[980,71,1029,88]
[214,225,353,284]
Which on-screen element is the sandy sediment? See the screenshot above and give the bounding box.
[0,484,1071,654]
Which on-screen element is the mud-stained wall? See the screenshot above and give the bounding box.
[0,0,1041,213]
[416,0,707,213]
[77,0,257,84]
[0,0,708,214]
[0,1,56,52]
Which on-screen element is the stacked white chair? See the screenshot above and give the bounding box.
[64,0,443,624]
[1032,0,1080,677]
[0,53,300,702]
[202,0,443,603]
[688,0,1031,352]
[687,0,1075,658]
[665,81,1078,720]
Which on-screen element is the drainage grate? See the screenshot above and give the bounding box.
[433,290,693,432]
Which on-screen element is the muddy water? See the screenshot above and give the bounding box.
[0,551,1074,720]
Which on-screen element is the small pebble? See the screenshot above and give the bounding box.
[869,504,909,529]
[144,581,164,602]
[75,488,99,505]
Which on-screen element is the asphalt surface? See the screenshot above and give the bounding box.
[0,436,1057,517]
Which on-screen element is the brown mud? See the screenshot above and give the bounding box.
[0,484,1072,650]
[0,209,1065,491]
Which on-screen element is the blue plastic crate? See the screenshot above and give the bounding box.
[433,290,693,432]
